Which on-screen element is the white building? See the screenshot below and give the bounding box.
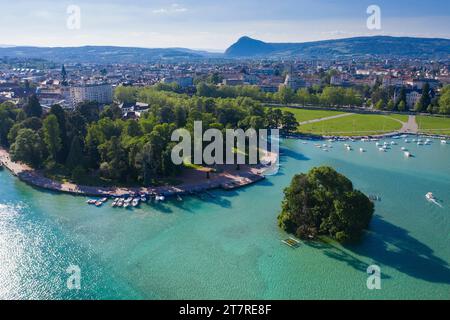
[406,91,422,109]
[68,83,113,108]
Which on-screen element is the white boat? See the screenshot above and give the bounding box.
[346,146,352,151]
[404,151,411,157]
[155,195,165,201]
[376,142,380,146]
[132,198,140,207]
[390,141,397,145]
[401,147,407,151]
[441,140,447,144]
[379,148,386,152]
[425,192,443,207]
[359,148,365,152]
[404,139,409,143]
[417,142,423,146]
[425,192,435,201]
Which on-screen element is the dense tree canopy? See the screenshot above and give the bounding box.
[278,166,374,243]
[10,128,44,168]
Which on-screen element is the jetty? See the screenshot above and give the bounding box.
[282,237,301,248]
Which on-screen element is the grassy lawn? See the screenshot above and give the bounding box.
[385,114,409,123]
[416,116,450,135]
[298,114,403,136]
[270,107,346,123]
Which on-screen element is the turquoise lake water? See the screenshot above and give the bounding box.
[0,138,449,300]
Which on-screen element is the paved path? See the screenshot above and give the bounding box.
[299,113,353,125]
[401,115,419,134]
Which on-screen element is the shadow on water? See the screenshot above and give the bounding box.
[146,202,173,214]
[280,147,311,162]
[308,216,450,284]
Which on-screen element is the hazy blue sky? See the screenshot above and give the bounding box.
[1,0,449,50]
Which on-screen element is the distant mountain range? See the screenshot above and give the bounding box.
[0,46,220,63]
[225,36,450,59]
[1,36,449,63]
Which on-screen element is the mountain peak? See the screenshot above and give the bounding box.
[225,36,274,57]
[225,35,450,58]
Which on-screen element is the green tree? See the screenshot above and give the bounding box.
[438,85,450,115]
[387,99,395,111]
[277,86,295,105]
[375,100,385,110]
[100,105,123,120]
[419,83,431,112]
[0,107,14,147]
[10,128,44,168]
[278,166,374,243]
[66,135,84,169]
[43,114,62,161]
[23,94,43,118]
[296,89,310,106]
[281,111,299,134]
[49,104,69,161]
[398,101,406,112]
[99,136,128,180]
[266,108,283,129]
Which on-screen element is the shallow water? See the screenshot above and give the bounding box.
[0,137,449,299]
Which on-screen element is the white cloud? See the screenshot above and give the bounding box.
[152,3,188,14]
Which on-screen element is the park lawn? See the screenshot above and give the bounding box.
[298,114,403,136]
[385,114,409,123]
[271,107,346,123]
[416,116,450,135]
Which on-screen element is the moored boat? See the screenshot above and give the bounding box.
[132,198,140,207]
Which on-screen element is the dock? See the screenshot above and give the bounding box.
[282,237,301,248]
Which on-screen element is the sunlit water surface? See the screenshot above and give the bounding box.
[0,137,449,299]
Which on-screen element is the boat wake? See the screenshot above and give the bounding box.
[428,199,443,208]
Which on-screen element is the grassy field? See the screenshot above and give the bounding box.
[385,114,409,123]
[298,114,403,136]
[416,116,450,136]
[271,107,346,123]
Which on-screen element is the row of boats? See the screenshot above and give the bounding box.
[86,192,167,208]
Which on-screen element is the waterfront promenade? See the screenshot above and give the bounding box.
[0,148,272,197]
